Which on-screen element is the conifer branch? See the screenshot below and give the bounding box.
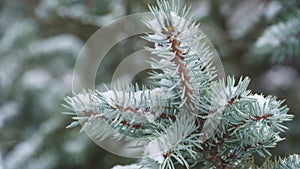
[63,1,298,168]
[252,10,300,62]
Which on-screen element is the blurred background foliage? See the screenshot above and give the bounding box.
[0,0,299,169]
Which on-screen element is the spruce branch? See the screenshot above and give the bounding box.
[143,0,216,113]
[143,113,202,169]
[63,86,177,140]
[63,0,298,168]
[241,154,300,169]
[252,10,300,63]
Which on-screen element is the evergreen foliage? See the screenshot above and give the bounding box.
[0,0,299,169]
[64,0,299,168]
[252,10,300,63]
